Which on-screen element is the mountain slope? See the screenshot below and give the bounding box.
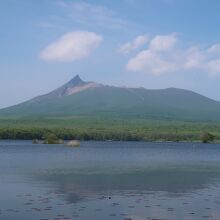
[1,75,220,121]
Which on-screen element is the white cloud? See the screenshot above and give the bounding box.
[40,31,102,62]
[183,47,206,70]
[150,33,177,51]
[126,50,177,75]
[126,33,220,76]
[126,33,179,75]
[118,35,149,54]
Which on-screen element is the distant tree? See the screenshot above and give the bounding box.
[201,132,215,143]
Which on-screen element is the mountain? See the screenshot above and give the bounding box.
[29,75,102,101]
[1,75,220,122]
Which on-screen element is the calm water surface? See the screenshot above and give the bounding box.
[1,141,220,220]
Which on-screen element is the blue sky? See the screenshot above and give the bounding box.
[1,0,220,108]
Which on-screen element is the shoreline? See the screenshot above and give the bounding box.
[0,139,219,144]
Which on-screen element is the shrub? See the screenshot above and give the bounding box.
[43,132,63,144]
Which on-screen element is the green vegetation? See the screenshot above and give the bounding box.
[42,132,63,144]
[32,133,64,144]
[0,116,219,142]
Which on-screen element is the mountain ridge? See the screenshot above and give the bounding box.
[0,75,220,122]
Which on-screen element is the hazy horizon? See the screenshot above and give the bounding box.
[1,0,220,108]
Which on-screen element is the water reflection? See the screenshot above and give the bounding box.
[1,141,220,220]
[34,165,220,206]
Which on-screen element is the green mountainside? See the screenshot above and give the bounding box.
[1,75,220,121]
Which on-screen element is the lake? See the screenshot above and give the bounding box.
[1,141,220,220]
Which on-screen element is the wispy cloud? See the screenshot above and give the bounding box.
[37,21,56,29]
[57,0,130,30]
[40,30,103,62]
[118,35,149,54]
[126,33,220,76]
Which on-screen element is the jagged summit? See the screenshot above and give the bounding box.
[31,75,101,100]
[66,75,85,87]
[54,75,87,97]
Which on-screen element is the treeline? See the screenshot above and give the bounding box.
[0,127,209,142]
[0,128,142,141]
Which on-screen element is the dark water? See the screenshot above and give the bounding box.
[1,141,220,220]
